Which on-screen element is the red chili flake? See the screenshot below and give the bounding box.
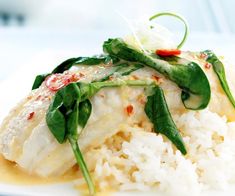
[109,76,114,80]
[132,75,139,80]
[36,95,42,101]
[79,72,85,77]
[125,105,134,116]
[27,96,32,100]
[137,95,146,105]
[151,75,161,81]
[204,62,211,69]
[27,112,35,120]
[199,53,207,59]
[156,49,181,57]
[99,94,105,98]
[151,75,163,84]
[45,73,85,92]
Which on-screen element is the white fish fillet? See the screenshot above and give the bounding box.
[1,54,235,177]
[0,65,149,177]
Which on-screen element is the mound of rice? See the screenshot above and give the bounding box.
[83,109,235,195]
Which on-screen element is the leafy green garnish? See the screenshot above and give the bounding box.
[94,63,143,82]
[202,50,235,108]
[46,83,95,195]
[149,12,189,49]
[32,74,50,90]
[103,38,211,110]
[32,55,119,90]
[145,86,186,154]
[46,80,151,195]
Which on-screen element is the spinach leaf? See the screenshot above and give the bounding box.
[202,50,235,108]
[32,58,79,90]
[145,86,187,154]
[32,74,50,90]
[78,99,92,130]
[67,101,79,139]
[51,58,79,74]
[76,80,151,103]
[47,79,187,193]
[103,38,211,110]
[68,137,95,195]
[32,55,119,90]
[94,63,143,82]
[46,83,95,195]
[47,80,151,143]
[52,55,119,74]
[46,91,66,143]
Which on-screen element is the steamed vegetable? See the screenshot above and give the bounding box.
[202,50,235,109]
[103,38,211,110]
[145,86,186,154]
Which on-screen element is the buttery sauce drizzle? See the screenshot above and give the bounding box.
[0,155,78,185]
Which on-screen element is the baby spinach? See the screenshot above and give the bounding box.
[46,83,95,195]
[78,100,92,131]
[103,38,211,110]
[145,86,186,154]
[46,80,151,195]
[94,63,143,82]
[32,55,119,90]
[32,74,50,90]
[202,50,235,108]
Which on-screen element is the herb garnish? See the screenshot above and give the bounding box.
[145,86,186,154]
[103,38,211,110]
[32,55,119,90]
[202,50,235,109]
[149,12,188,49]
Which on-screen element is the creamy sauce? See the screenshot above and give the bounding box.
[0,155,78,185]
[0,155,114,195]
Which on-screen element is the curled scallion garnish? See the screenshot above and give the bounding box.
[149,12,189,49]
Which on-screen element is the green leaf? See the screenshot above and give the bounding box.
[203,50,235,109]
[52,55,119,74]
[95,63,143,82]
[145,86,187,155]
[46,79,153,194]
[46,109,66,144]
[46,92,66,143]
[74,55,119,65]
[78,100,92,129]
[68,137,95,195]
[52,58,79,74]
[32,74,49,90]
[77,83,100,101]
[113,63,143,77]
[103,38,211,110]
[77,80,151,102]
[67,101,79,140]
[32,55,119,90]
[59,83,81,109]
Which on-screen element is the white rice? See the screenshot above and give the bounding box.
[84,109,235,195]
